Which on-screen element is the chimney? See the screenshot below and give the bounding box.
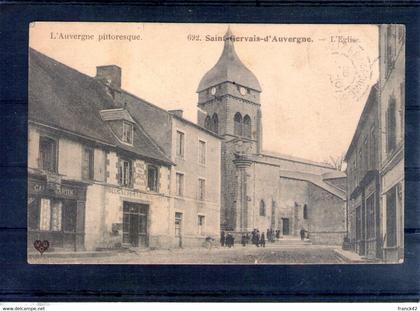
[168,109,183,118]
[96,65,122,88]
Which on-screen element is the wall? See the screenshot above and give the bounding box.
[171,117,221,247]
[308,183,346,245]
[250,162,282,232]
[28,126,40,169]
[58,137,82,180]
[85,150,172,250]
[379,24,405,262]
[278,177,309,236]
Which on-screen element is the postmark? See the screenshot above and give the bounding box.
[307,30,376,102]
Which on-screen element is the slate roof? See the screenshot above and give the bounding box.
[261,150,335,169]
[197,27,262,93]
[29,48,172,166]
[279,170,346,200]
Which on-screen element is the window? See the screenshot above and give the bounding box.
[400,82,405,138]
[363,138,368,174]
[147,165,158,191]
[357,148,362,183]
[386,187,397,247]
[198,178,205,201]
[303,204,308,219]
[386,25,396,76]
[356,206,362,240]
[50,201,62,231]
[369,127,376,170]
[118,158,132,187]
[234,112,242,136]
[259,200,266,216]
[122,121,133,144]
[28,197,40,230]
[366,194,375,239]
[39,198,51,231]
[198,215,205,235]
[176,173,184,197]
[204,116,211,131]
[82,147,94,180]
[39,136,57,172]
[386,96,397,154]
[39,198,62,232]
[176,131,185,158]
[212,113,219,134]
[243,115,252,138]
[198,140,206,165]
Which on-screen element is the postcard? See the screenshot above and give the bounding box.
[27,22,405,264]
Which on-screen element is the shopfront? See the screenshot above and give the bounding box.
[28,173,87,252]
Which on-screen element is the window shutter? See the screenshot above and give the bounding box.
[82,149,89,180]
[117,161,122,185]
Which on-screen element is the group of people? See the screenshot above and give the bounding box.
[220,231,236,248]
[220,228,290,248]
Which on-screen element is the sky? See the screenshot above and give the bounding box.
[29,22,379,164]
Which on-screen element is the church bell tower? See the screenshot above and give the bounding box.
[196,27,263,232]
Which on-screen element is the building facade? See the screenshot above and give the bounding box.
[196,29,347,245]
[344,24,405,262]
[345,85,381,259]
[28,48,221,253]
[378,24,405,262]
[94,67,223,248]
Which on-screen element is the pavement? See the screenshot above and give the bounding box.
[28,241,370,264]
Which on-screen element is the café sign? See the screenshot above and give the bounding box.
[29,179,85,200]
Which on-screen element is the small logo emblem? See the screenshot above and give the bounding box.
[33,240,49,255]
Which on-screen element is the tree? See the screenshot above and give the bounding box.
[325,153,346,171]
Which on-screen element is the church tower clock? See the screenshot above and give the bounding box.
[196,27,263,231]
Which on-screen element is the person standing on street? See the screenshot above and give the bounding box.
[260,232,266,248]
[220,230,225,247]
[300,228,306,241]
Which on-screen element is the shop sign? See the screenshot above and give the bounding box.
[29,179,85,200]
[107,187,146,199]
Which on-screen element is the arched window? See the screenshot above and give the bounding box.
[243,115,251,138]
[303,204,308,219]
[204,116,211,131]
[212,113,219,134]
[259,200,266,216]
[234,112,242,136]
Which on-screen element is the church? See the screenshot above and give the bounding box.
[196,28,347,245]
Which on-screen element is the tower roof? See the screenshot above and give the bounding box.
[197,27,262,93]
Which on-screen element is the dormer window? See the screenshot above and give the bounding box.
[122,121,133,144]
[100,109,136,145]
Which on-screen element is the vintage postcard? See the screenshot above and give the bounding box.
[27,22,404,264]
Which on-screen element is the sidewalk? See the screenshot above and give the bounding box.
[333,248,376,263]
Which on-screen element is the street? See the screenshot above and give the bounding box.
[29,243,352,264]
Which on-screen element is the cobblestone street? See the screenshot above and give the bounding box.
[30,243,353,264]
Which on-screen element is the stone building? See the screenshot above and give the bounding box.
[93,66,222,248]
[28,48,221,252]
[345,84,381,259]
[378,24,405,262]
[196,28,347,244]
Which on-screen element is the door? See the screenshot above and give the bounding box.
[282,218,290,235]
[360,203,366,256]
[123,202,148,248]
[129,214,140,247]
[175,212,183,247]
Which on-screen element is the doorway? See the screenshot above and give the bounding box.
[282,218,290,235]
[123,202,148,247]
[175,212,183,247]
